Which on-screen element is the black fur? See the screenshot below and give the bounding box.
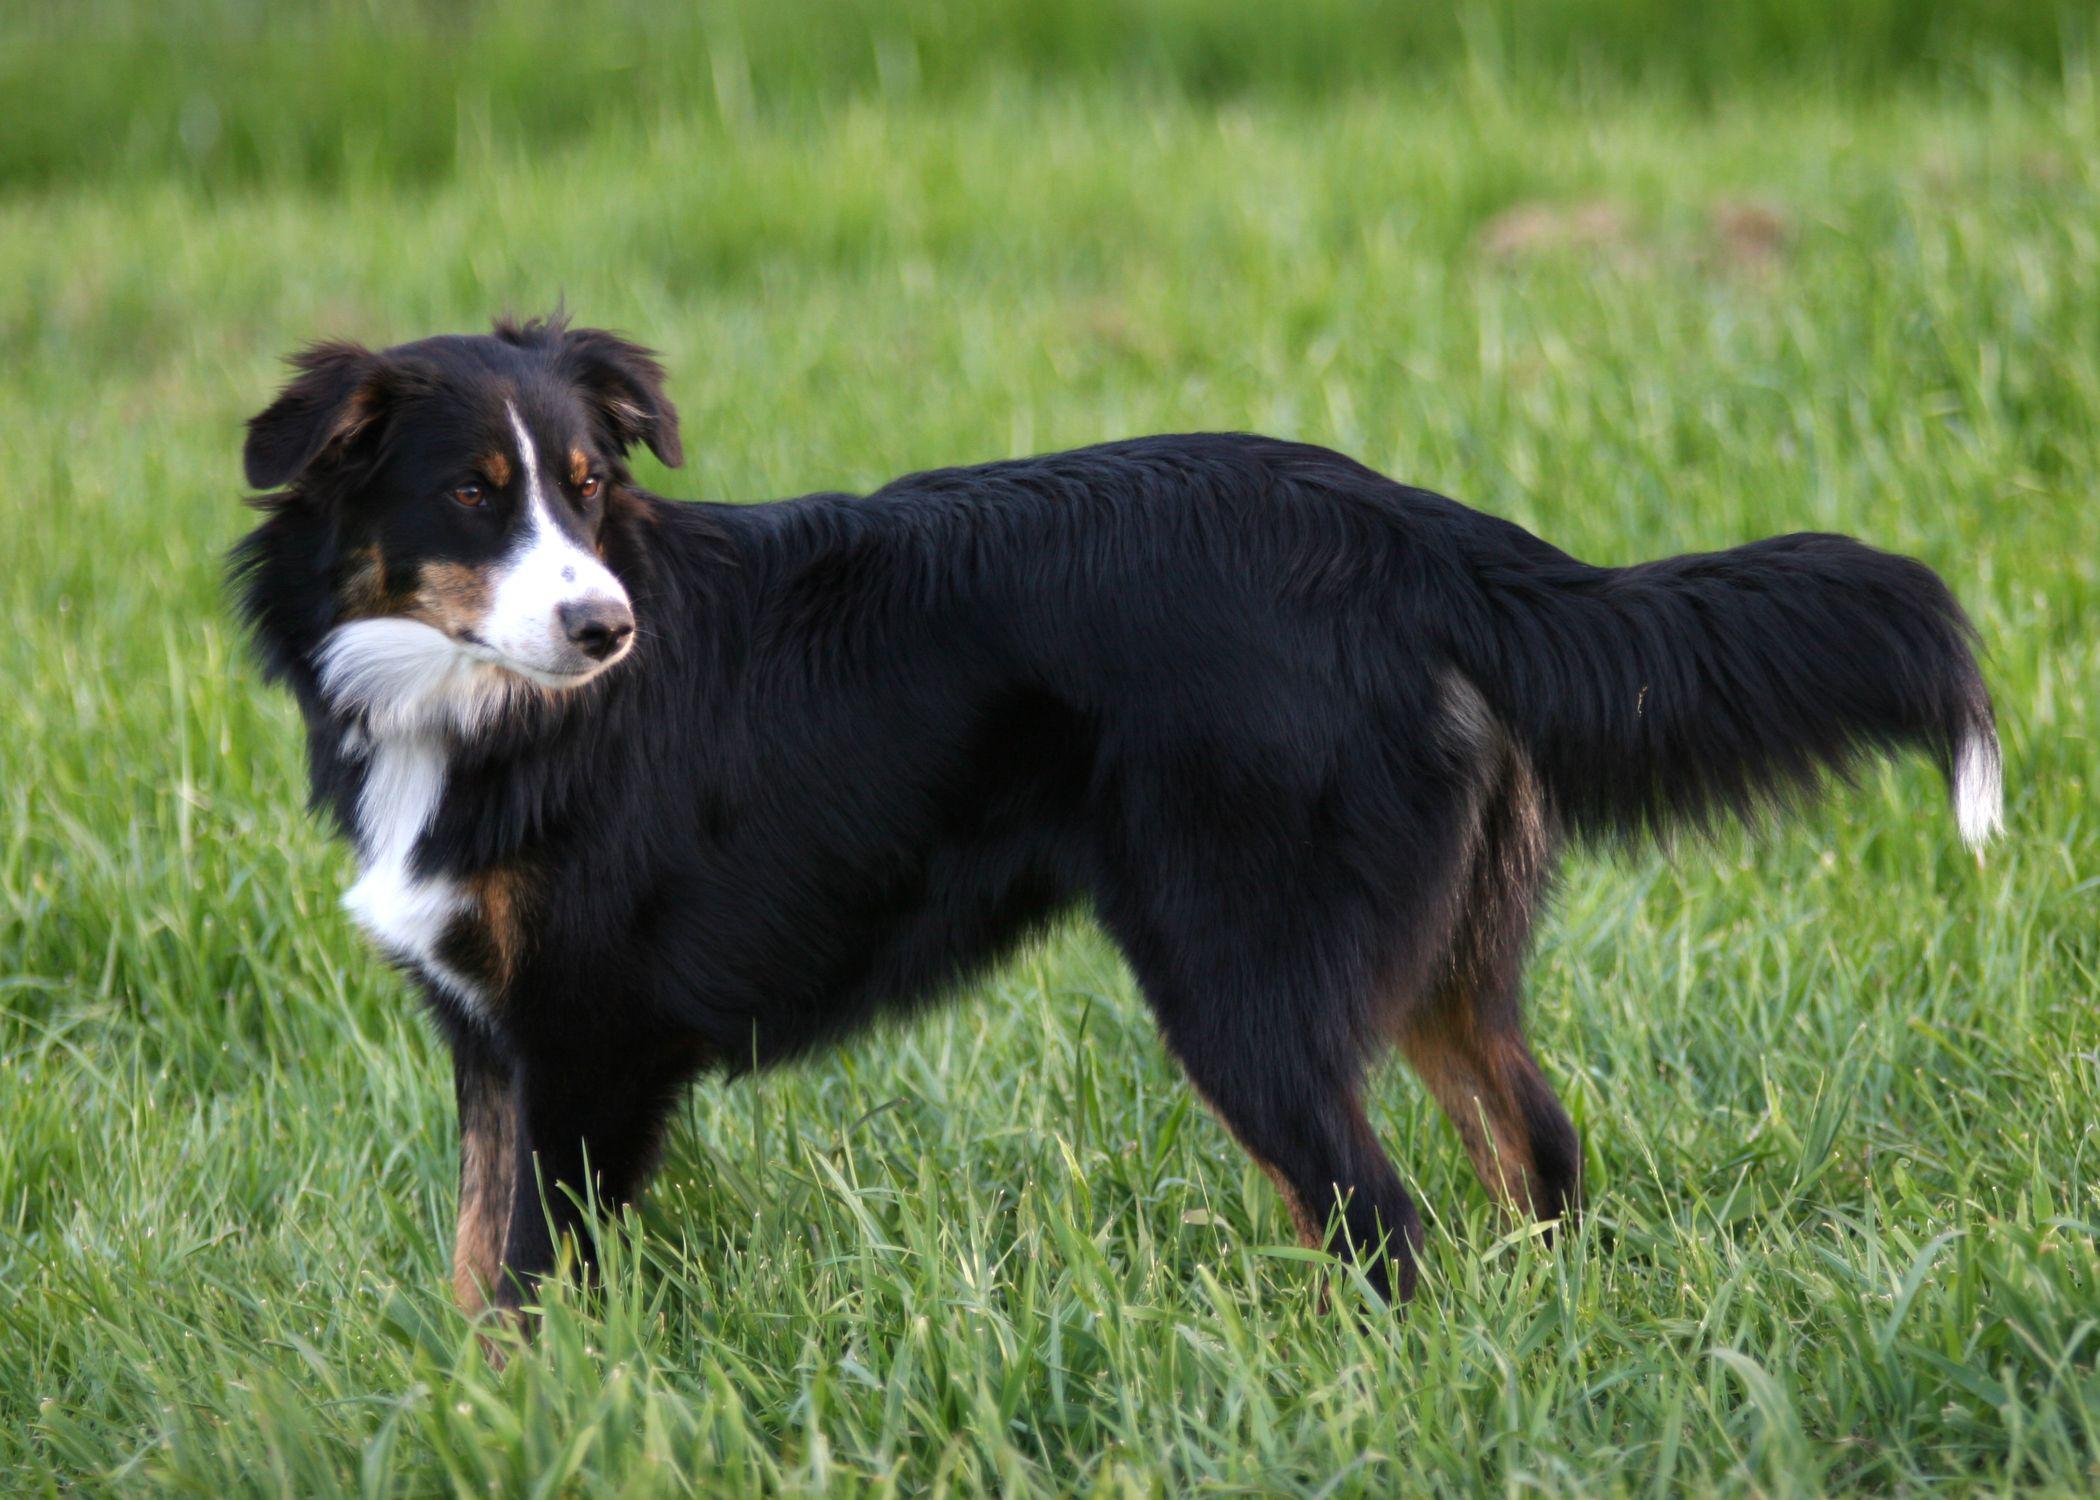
[231,320,1999,1311]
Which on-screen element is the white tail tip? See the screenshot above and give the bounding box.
[1953,729,2004,851]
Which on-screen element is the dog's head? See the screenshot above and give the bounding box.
[238,315,680,719]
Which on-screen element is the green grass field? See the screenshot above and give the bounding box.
[2,4,2096,1494]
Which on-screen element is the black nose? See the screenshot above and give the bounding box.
[559,597,635,661]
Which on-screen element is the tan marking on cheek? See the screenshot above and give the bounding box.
[333,546,401,620]
[482,452,512,489]
[408,562,493,637]
[568,449,589,487]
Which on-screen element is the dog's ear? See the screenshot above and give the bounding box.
[243,341,390,491]
[555,327,683,469]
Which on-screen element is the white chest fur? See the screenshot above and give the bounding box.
[342,733,486,1016]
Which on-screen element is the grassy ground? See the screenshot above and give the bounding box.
[2,6,2097,1495]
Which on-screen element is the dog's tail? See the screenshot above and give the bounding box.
[1436,521,2002,850]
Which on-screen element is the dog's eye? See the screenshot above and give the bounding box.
[451,483,487,509]
[578,474,602,500]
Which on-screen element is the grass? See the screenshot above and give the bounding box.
[2,1,2083,192]
[2,6,2098,1494]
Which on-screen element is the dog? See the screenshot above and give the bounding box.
[231,314,2002,1315]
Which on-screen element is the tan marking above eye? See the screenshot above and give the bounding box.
[568,449,590,486]
[482,452,512,488]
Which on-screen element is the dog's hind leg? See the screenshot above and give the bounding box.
[1097,748,1503,1303]
[1107,892,1430,1300]
[1167,1014,1426,1302]
[1393,746,1581,1224]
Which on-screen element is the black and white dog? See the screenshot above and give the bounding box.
[232,315,2002,1315]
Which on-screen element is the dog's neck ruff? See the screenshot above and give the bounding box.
[317,619,520,1022]
[317,618,536,742]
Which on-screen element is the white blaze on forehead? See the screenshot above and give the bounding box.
[480,401,630,682]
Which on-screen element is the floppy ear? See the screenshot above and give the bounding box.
[243,341,388,490]
[556,327,683,468]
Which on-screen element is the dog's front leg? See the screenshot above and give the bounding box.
[450,1030,520,1320]
[491,1038,691,1313]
